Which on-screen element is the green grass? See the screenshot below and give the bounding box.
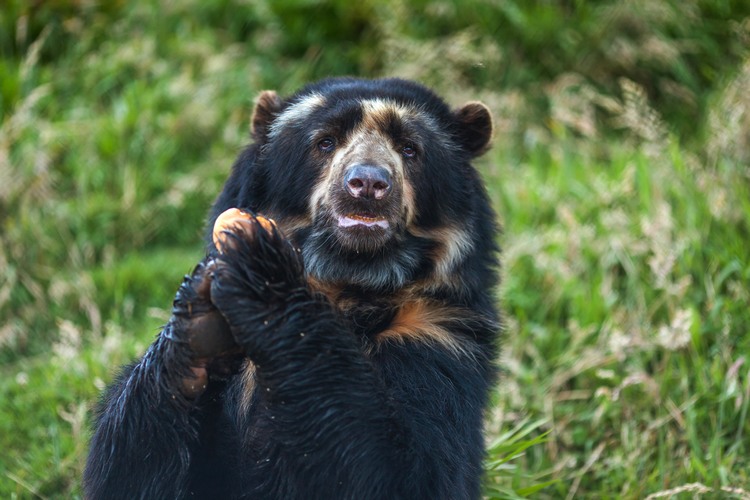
[485,141,750,497]
[2,1,750,498]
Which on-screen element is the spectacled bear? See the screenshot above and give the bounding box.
[84,77,501,499]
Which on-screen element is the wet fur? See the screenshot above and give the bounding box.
[84,77,500,499]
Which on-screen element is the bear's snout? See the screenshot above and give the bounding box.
[343,164,392,201]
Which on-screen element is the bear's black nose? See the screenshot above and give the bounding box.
[343,165,392,200]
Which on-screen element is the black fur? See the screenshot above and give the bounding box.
[84,77,500,499]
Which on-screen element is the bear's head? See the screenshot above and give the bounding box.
[214,78,496,293]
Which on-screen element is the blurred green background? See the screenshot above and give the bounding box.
[2,0,750,497]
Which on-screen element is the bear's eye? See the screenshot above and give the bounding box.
[317,137,335,153]
[402,143,417,159]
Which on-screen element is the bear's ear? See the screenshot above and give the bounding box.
[251,90,284,143]
[454,101,493,158]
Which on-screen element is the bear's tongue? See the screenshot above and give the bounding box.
[337,214,389,229]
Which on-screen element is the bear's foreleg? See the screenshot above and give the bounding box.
[210,220,409,497]
[83,262,244,499]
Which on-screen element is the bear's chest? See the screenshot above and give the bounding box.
[337,295,396,342]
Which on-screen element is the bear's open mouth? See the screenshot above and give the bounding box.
[337,213,389,230]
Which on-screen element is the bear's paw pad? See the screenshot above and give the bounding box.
[212,208,277,253]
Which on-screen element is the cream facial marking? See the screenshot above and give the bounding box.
[359,98,453,149]
[409,224,475,285]
[434,225,474,278]
[307,98,435,229]
[308,128,403,219]
[360,99,410,124]
[308,144,349,217]
[268,93,326,140]
[332,128,403,226]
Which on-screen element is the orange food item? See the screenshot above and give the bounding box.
[212,208,276,252]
